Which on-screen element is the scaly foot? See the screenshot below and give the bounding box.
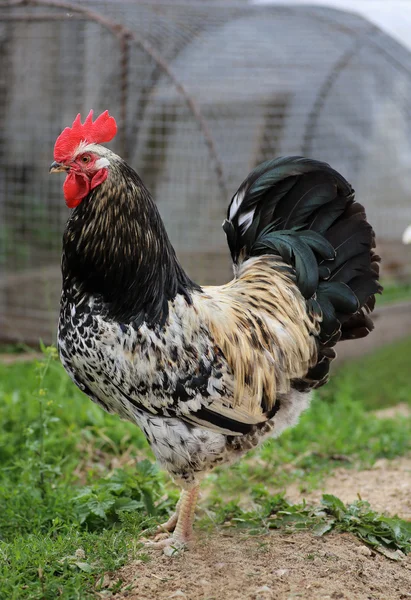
[142,486,199,555]
[143,535,190,556]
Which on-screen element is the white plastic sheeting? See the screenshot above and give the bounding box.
[254,1,411,52]
[133,4,411,248]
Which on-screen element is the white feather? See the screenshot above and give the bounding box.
[228,189,246,220]
[238,207,255,232]
[402,225,411,244]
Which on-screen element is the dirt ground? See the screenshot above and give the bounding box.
[112,457,411,600]
[113,530,411,600]
[286,456,411,521]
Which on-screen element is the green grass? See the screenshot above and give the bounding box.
[0,342,35,354]
[377,281,411,306]
[1,340,411,598]
[321,336,411,410]
[0,349,171,599]
[208,493,411,561]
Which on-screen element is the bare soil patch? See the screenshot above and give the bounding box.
[286,456,411,520]
[111,455,411,600]
[374,403,411,420]
[113,530,410,600]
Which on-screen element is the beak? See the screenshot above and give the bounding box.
[49,161,69,174]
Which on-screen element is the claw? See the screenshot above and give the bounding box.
[141,486,199,556]
[153,531,171,542]
[143,536,189,555]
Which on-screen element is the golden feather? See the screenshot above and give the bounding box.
[195,256,320,420]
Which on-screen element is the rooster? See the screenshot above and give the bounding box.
[50,111,381,552]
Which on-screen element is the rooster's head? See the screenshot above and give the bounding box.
[50,110,117,208]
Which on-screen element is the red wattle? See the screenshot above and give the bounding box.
[90,168,108,190]
[63,172,90,208]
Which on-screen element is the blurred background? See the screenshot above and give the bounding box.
[1,0,411,347]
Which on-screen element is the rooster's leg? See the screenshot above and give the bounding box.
[154,494,182,538]
[144,486,199,553]
[173,486,199,543]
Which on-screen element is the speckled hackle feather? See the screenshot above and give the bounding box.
[53,113,381,552]
[54,110,117,162]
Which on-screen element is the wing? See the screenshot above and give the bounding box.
[86,255,319,436]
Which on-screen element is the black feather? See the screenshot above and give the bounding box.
[276,178,337,229]
[223,155,382,391]
[317,282,359,314]
[308,193,353,233]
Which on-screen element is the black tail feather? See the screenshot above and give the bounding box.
[224,156,382,390]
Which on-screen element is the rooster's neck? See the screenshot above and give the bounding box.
[62,160,199,325]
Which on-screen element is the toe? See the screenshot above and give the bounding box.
[153,532,171,542]
[156,513,178,533]
[143,537,174,550]
[142,536,191,554]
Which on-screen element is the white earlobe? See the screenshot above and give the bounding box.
[95,157,110,169]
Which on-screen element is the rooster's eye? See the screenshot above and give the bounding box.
[81,155,91,164]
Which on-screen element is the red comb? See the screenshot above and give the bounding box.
[54,110,117,162]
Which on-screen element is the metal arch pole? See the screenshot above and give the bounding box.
[2,0,228,199]
[301,39,364,157]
